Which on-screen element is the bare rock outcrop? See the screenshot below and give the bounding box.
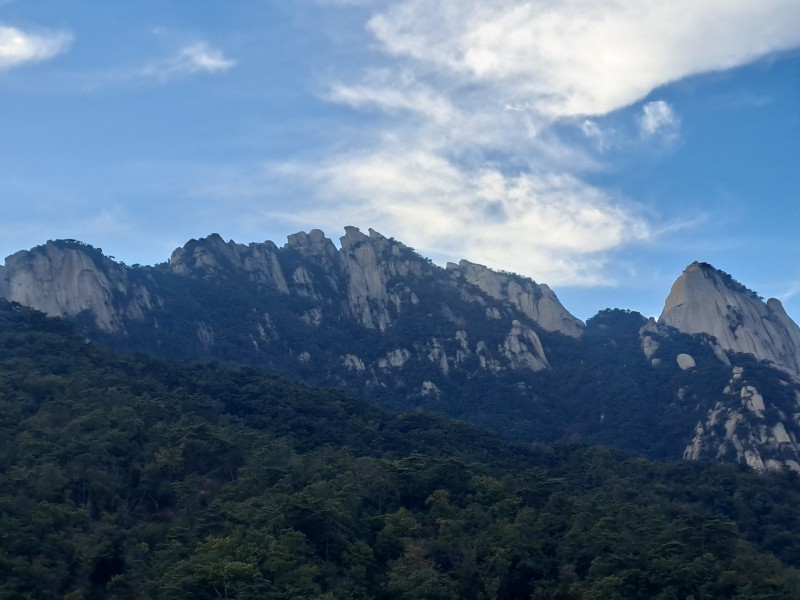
[676,353,696,370]
[170,233,289,293]
[447,260,584,338]
[338,227,423,330]
[0,240,157,332]
[660,262,800,375]
[684,365,800,472]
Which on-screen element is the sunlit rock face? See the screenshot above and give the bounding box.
[660,261,800,375]
[447,260,584,338]
[0,240,158,332]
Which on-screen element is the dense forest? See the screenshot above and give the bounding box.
[2,299,800,599]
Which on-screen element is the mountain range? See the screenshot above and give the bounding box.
[2,227,799,472]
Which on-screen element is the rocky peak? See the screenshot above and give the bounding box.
[169,234,289,293]
[660,261,800,375]
[285,229,340,266]
[447,260,584,338]
[0,240,156,332]
[338,226,430,330]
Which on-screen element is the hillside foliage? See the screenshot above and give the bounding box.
[2,300,800,599]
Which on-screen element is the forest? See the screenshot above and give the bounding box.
[1,299,800,599]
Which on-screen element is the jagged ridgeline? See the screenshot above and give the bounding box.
[2,229,800,471]
[1,300,800,599]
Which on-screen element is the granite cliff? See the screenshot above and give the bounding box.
[660,261,800,376]
[626,260,800,472]
[0,240,158,332]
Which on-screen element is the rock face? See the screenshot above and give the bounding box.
[660,262,800,375]
[447,260,583,338]
[676,353,696,370]
[684,365,800,473]
[169,233,289,293]
[0,240,158,332]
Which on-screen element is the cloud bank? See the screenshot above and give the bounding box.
[0,24,72,70]
[367,0,800,118]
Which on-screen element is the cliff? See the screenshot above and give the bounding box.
[660,261,800,375]
[0,240,158,332]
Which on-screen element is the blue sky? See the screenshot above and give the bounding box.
[0,1,798,321]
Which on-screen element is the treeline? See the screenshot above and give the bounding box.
[1,300,799,599]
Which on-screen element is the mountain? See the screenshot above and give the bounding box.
[2,229,799,472]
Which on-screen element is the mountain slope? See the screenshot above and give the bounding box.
[2,299,800,599]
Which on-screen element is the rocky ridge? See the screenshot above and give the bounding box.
[2,233,800,472]
[0,228,574,384]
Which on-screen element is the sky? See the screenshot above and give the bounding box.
[0,0,798,322]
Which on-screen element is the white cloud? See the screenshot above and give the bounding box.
[270,148,650,285]
[273,0,800,285]
[177,43,235,73]
[638,100,679,138]
[579,119,615,151]
[367,0,800,118]
[0,24,72,70]
[329,70,456,125]
[141,41,234,81]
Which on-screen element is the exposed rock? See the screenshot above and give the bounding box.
[740,385,765,415]
[170,234,289,293]
[286,229,340,268]
[676,353,696,370]
[499,320,548,372]
[0,240,157,332]
[660,262,800,375]
[420,380,440,397]
[485,307,502,320]
[684,366,800,472]
[342,354,366,372]
[448,260,584,337]
[301,308,323,326]
[338,227,427,330]
[378,348,412,369]
[196,322,215,350]
[642,335,660,359]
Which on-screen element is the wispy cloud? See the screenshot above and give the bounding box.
[328,70,456,125]
[638,100,679,138]
[140,41,234,81]
[0,24,72,70]
[780,281,800,301]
